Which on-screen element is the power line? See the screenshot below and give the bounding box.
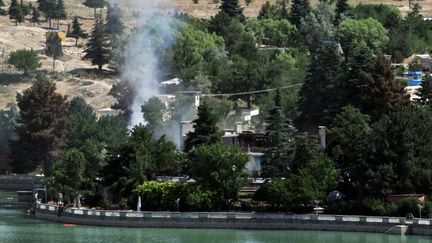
[201,83,302,97]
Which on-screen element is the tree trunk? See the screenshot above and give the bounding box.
[52,57,55,72]
[98,64,102,71]
[94,8,97,18]
[75,38,78,46]
[49,18,52,29]
[15,21,18,26]
[43,158,53,177]
[57,19,60,29]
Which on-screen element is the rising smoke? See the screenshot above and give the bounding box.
[121,0,179,127]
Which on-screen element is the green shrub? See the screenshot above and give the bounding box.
[7,49,41,75]
[361,198,397,216]
[395,198,431,218]
[134,181,186,211]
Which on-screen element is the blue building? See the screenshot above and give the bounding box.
[408,71,423,86]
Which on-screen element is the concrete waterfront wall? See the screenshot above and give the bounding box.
[34,204,432,236]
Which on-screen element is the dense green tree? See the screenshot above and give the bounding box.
[352,3,401,29]
[30,6,41,26]
[339,18,389,57]
[45,33,63,71]
[258,1,278,20]
[141,96,165,133]
[66,98,127,195]
[21,2,32,16]
[289,0,310,28]
[38,0,56,28]
[109,80,134,116]
[261,90,296,178]
[258,0,289,20]
[66,97,97,148]
[7,49,41,75]
[296,43,343,132]
[102,126,181,204]
[288,155,340,205]
[338,44,375,110]
[327,106,372,198]
[334,0,350,26]
[299,2,336,52]
[219,0,245,22]
[172,25,226,83]
[218,55,265,107]
[0,104,18,156]
[359,55,410,119]
[367,106,432,196]
[83,0,106,18]
[189,144,249,209]
[246,18,297,47]
[9,77,69,175]
[83,16,111,71]
[183,102,222,153]
[45,149,85,202]
[54,0,66,29]
[68,17,86,46]
[105,3,125,41]
[417,74,432,108]
[8,0,24,25]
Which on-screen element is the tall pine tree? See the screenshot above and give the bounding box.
[359,55,410,119]
[83,16,110,71]
[68,16,85,46]
[334,0,350,26]
[45,33,63,71]
[417,73,432,107]
[338,44,375,111]
[54,0,66,29]
[83,0,106,18]
[39,0,56,28]
[290,0,310,28]
[105,3,125,42]
[9,77,69,175]
[30,6,41,26]
[183,102,222,153]
[219,0,245,22]
[261,90,296,178]
[8,0,24,25]
[296,43,343,132]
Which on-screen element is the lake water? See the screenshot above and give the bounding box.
[1,191,432,243]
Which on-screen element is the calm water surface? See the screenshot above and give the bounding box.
[0,192,431,243]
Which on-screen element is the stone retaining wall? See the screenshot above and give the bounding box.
[34,204,432,236]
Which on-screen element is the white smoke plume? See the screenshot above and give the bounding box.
[121,0,178,127]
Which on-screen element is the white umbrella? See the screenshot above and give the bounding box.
[137,196,142,211]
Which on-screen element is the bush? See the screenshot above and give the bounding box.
[133,181,186,211]
[327,198,397,216]
[252,179,291,209]
[395,198,432,218]
[7,49,41,75]
[361,198,397,216]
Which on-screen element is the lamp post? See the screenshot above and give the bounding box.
[418,204,424,219]
[175,198,180,212]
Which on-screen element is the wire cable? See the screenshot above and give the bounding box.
[201,83,302,97]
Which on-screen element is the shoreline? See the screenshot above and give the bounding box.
[34,204,432,236]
